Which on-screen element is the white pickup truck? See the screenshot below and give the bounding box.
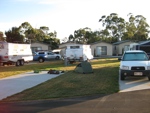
[62,45,93,63]
[0,42,33,66]
[118,50,150,80]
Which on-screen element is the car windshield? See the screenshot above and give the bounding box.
[122,52,149,61]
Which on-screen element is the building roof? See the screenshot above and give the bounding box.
[90,41,112,45]
[113,40,132,45]
[138,40,150,45]
[59,41,84,46]
[31,42,49,46]
[59,41,76,45]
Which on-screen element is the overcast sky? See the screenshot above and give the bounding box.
[0,0,150,41]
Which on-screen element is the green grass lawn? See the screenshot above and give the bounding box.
[1,58,120,101]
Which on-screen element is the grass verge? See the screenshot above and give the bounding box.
[1,58,120,101]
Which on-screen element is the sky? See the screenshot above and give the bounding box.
[0,0,150,41]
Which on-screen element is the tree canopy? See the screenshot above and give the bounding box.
[64,13,150,44]
[1,13,150,47]
[4,22,60,49]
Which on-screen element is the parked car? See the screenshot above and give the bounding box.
[33,51,61,63]
[118,50,150,80]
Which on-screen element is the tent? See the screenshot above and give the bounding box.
[74,61,93,74]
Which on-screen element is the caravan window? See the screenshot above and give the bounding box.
[70,46,80,49]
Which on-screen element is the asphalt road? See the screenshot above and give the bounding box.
[1,75,150,113]
[1,89,150,113]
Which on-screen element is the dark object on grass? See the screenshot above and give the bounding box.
[34,70,41,73]
[74,61,93,74]
[48,69,60,74]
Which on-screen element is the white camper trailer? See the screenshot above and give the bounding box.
[63,45,93,63]
[0,42,33,66]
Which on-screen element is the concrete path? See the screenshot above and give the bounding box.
[0,71,62,100]
[119,76,150,92]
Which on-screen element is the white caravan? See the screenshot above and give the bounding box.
[62,45,93,63]
[0,42,33,66]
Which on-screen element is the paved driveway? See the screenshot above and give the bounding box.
[0,71,62,100]
[119,76,150,92]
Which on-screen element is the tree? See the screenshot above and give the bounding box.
[43,37,60,50]
[99,13,126,41]
[122,14,150,41]
[86,31,100,43]
[4,21,60,49]
[133,15,149,41]
[61,37,68,43]
[122,14,136,40]
[73,27,93,44]
[19,22,33,42]
[68,34,74,41]
[5,27,24,43]
[67,29,103,44]
[24,28,36,43]
[19,22,32,35]
[40,26,49,35]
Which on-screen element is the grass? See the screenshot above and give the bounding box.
[0,58,120,101]
[0,60,68,78]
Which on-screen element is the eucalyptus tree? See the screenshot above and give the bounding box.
[130,14,149,41]
[122,14,150,41]
[86,31,102,43]
[68,34,74,41]
[99,13,126,41]
[122,14,136,40]
[24,28,36,43]
[48,32,55,38]
[74,29,86,44]
[40,26,49,35]
[5,22,32,43]
[18,22,33,42]
[61,37,68,43]
[19,22,32,35]
[73,27,92,44]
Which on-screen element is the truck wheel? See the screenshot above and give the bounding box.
[55,56,60,60]
[39,58,44,63]
[16,60,20,66]
[120,74,125,80]
[119,70,125,80]
[20,60,24,66]
[148,76,150,81]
